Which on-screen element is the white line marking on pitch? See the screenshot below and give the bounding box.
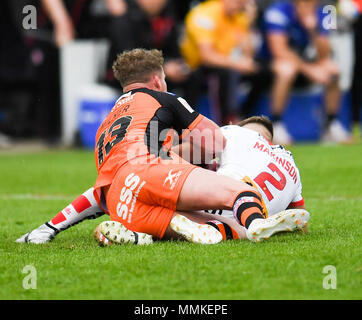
[0,194,75,201]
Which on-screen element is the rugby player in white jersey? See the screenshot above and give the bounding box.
[16,116,308,245]
[210,116,305,221]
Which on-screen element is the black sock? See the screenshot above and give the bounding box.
[206,220,239,240]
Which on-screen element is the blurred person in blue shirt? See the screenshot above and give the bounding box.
[241,0,351,144]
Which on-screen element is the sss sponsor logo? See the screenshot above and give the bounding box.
[117,173,145,223]
[163,169,182,190]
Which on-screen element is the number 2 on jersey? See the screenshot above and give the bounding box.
[96,115,132,166]
[254,163,286,201]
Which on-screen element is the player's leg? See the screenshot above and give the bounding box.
[177,167,311,242]
[99,161,309,245]
[16,187,105,244]
[95,220,154,246]
[177,167,265,228]
[164,210,247,242]
[120,159,265,235]
[98,207,246,246]
[97,206,310,246]
[246,208,310,242]
[100,161,309,245]
[104,159,302,244]
[103,165,243,245]
[134,160,266,235]
[48,187,105,231]
[143,161,267,240]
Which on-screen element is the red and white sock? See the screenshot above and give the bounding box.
[47,187,104,231]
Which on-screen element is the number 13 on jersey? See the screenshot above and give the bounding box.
[96,116,133,166]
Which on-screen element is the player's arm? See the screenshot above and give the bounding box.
[172,115,226,164]
[164,93,225,164]
[188,115,226,157]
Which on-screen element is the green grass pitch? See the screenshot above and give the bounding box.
[0,144,361,300]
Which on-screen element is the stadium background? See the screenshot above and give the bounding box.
[0,0,361,147]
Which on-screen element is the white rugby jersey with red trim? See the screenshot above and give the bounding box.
[216,125,304,217]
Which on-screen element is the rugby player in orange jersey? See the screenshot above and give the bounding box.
[16,49,309,245]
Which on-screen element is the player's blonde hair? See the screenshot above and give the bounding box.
[112,48,164,88]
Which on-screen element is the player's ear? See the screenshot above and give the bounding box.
[152,74,162,90]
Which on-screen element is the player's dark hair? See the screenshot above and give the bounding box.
[238,116,274,139]
[113,48,164,87]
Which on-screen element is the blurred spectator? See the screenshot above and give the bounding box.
[255,0,275,11]
[338,0,362,137]
[0,0,36,147]
[104,0,191,95]
[172,0,198,23]
[244,0,351,145]
[27,0,109,144]
[180,0,258,124]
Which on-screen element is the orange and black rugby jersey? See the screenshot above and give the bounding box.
[94,88,203,188]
